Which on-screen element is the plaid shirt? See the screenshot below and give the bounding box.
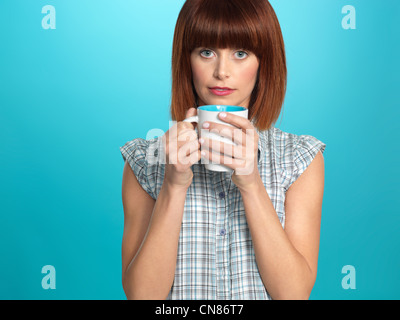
[120,126,326,300]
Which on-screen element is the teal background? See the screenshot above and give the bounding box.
[0,0,398,299]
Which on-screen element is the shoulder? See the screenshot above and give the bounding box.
[120,136,164,168]
[120,138,152,162]
[120,136,165,200]
[258,127,326,161]
[258,127,326,190]
[261,127,325,153]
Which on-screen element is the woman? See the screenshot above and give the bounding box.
[120,0,326,300]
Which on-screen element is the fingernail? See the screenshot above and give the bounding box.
[201,151,206,157]
[220,112,227,118]
[203,122,210,128]
[199,138,204,144]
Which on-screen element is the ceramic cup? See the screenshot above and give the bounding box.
[184,105,248,172]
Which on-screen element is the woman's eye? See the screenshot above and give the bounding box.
[234,51,248,59]
[200,50,214,58]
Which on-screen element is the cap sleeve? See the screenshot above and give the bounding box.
[287,134,326,189]
[120,138,157,200]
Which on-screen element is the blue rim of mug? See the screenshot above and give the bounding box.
[198,105,247,112]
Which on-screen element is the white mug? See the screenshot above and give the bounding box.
[184,105,248,172]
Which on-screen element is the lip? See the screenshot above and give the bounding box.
[209,87,236,96]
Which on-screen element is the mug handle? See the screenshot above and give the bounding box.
[183,116,199,123]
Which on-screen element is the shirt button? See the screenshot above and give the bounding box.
[218,192,225,199]
[219,229,226,236]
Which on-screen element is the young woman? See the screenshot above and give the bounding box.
[120,0,326,300]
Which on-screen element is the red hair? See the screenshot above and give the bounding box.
[171,0,287,131]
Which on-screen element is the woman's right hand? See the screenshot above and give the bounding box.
[162,107,201,189]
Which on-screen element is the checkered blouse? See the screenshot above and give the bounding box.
[120,126,326,300]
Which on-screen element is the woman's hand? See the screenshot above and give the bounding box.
[199,112,260,190]
[163,108,201,189]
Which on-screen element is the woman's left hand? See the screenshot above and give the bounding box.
[199,112,260,190]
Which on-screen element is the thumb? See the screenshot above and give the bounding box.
[184,107,198,129]
[185,107,197,119]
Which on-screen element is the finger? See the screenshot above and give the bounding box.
[177,140,201,165]
[188,148,202,165]
[184,139,201,157]
[218,112,254,131]
[165,126,195,151]
[166,121,194,144]
[202,125,247,146]
[184,107,198,129]
[201,149,245,169]
[179,119,198,131]
[178,129,198,143]
[165,127,196,156]
[200,137,244,159]
[185,107,198,119]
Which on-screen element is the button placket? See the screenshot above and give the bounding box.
[214,172,231,299]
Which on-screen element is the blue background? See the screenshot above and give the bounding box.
[0,0,398,299]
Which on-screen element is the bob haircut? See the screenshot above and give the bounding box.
[171,0,287,131]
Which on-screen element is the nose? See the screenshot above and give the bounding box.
[213,55,231,80]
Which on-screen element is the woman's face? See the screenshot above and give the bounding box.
[190,47,259,109]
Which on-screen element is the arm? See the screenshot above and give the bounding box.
[121,107,200,300]
[121,161,189,299]
[199,112,324,299]
[239,151,325,299]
